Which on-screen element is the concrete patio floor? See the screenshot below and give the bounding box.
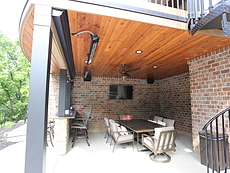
[0,129,210,173]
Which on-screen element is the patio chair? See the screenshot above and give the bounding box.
[163,118,175,127]
[104,117,111,143]
[153,115,163,122]
[74,107,92,122]
[142,126,177,163]
[157,120,166,126]
[109,119,134,152]
[71,107,92,147]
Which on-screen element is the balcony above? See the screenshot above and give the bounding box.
[19,0,230,80]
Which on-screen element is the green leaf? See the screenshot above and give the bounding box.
[0,32,30,123]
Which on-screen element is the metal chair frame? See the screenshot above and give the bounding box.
[109,119,134,152]
[71,107,92,147]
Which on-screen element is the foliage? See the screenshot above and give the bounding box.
[0,32,30,124]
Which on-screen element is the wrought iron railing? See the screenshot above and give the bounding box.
[0,105,28,127]
[200,107,230,173]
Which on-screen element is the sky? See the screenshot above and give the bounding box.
[0,0,28,40]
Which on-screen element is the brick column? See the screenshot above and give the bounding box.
[53,118,71,155]
[188,47,230,154]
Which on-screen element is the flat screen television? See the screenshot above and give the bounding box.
[109,85,133,99]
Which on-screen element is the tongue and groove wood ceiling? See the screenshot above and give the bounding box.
[68,10,230,79]
[22,9,230,80]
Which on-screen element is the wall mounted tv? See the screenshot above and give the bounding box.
[109,85,133,100]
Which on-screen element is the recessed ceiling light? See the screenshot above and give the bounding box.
[84,60,88,63]
[153,66,158,69]
[135,50,142,54]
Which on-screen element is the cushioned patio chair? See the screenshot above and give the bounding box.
[104,117,111,143]
[142,126,177,163]
[109,119,134,152]
[153,115,163,122]
[163,118,175,127]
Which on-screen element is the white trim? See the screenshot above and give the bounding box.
[25,0,187,30]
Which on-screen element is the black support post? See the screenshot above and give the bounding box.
[24,26,52,173]
[58,69,67,117]
[66,80,72,110]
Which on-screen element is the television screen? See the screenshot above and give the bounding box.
[109,85,133,99]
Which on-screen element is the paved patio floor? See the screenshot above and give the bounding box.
[0,127,211,173]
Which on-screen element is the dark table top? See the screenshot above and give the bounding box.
[116,119,163,133]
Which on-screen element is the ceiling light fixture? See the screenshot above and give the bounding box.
[121,74,128,80]
[136,50,142,54]
[71,31,100,65]
[153,66,158,69]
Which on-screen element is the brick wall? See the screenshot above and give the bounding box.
[188,47,230,153]
[48,73,192,134]
[71,76,160,131]
[159,72,192,134]
[48,74,59,117]
[48,47,230,155]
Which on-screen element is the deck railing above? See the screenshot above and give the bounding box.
[140,0,187,10]
[71,0,188,22]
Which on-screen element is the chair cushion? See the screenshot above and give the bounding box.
[154,126,174,140]
[118,125,128,135]
[121,115,133,120]
[163,118,175,127]
[117,134,133,142]
[143,136,155,149]
[109,119,119,138]
[157,120,166,126]
[153,116,163,122]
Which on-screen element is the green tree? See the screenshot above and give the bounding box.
[0,32,30,123]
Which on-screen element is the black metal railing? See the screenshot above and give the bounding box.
[0,105,28,127]
[150,0,187,10]
[200,107,230,173]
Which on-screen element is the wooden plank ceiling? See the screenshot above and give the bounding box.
[21,9,230,80]
[68,10,230,79]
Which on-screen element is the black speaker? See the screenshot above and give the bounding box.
[147,78,154,84]
[84,75,91,81]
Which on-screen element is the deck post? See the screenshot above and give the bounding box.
[24,5,52,173]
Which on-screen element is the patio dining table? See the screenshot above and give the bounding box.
[116,119,163,152]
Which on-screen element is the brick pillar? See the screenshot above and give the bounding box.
[188,47,230,154]
[53,118,70,155]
